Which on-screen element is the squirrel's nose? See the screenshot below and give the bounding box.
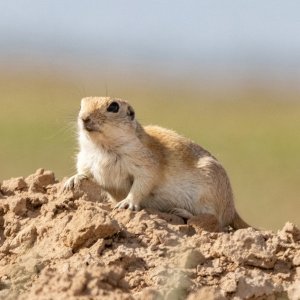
[81,116,95,132]
[82,117,91,124]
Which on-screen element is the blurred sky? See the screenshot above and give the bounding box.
[1,1,300,81]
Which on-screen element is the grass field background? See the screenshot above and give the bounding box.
[1,70,299,230]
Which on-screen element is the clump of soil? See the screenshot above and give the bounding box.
[0,169,299,300]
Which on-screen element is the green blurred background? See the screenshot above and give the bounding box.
[1,1,299,230]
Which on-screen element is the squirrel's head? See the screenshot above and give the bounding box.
[78,97,136,142]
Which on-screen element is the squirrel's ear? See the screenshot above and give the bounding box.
[127,106,135,120]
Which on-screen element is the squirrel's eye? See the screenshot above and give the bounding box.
[107,102,119,113]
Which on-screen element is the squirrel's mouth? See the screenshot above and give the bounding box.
[85,126,95,132]
[81,118,99,132]
[84,124,99,132]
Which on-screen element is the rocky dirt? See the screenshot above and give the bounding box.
[0,169,299,300]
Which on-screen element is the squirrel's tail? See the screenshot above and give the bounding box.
[230,211,251,230]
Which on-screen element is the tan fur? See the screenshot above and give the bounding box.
[64,97,250,230]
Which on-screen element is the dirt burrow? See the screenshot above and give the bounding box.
[0,169,299,300]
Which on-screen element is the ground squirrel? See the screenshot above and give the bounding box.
[64,97,249,230]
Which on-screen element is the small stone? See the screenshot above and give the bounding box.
[279,222,300,242]
[179,249,206,269]
[62,205,120,251]
[212,227,277,269]
[89,239,106,256]
[111,209,136,227]
[29,182,45,193]
[1,177,27,194]
[10,197,27,216]
[293,252,300,266]
[36,170,56,187]
[220,273,237,293]
[9,225,37,252]
[26,169,56,193]
[235,269,281,299]
[35,168,44,176]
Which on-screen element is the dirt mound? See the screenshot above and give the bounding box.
[0,169,299,300]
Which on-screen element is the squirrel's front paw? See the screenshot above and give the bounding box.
[114,199,141,211]
[62,174,87,191]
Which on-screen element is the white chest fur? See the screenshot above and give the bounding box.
[77,134,135,198]
[96,151,129,189]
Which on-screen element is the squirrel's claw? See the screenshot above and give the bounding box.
[114,199,141,211]
[62,174,87,191]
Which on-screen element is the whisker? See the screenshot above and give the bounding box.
[43,121,77,141]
